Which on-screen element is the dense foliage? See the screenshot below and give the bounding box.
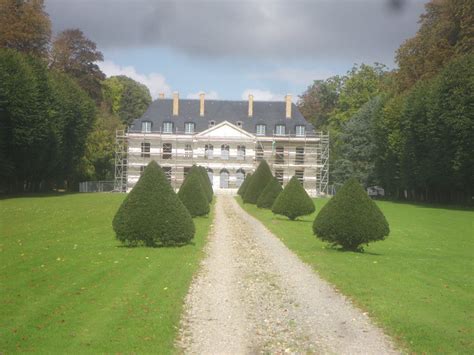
[0,49,96,191]
[313,178,389,251]
[237,173,252,196]
[298,0,473,204]
[243,160,273,204]
[271,176,315,220]
[113,161,195,246]
[256,177,282,209]
[178,169,210,217]
[50,29,105,102]
[103,75,152,124]
[0,0,51,59]
[0,3,158,191]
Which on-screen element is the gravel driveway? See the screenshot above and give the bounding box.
[178,195,398,354]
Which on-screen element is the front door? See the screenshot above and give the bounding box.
[220,170,229,188]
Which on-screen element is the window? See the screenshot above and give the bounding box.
[141,121,151,133]
[275,169,284,185]
[295,125,306,137]
[209,120,216,128]
[207,168,213,186]
[163,121,173,133]
[295,169,304,184]
[162,143,172,159]
[275,124,286,136]
[256,145,264,161]
[237,145,245,160]
[236,121,243,128]
[275,146,284,164]
[184,144,193,158]
[256,124,266,136]
[236,169,245,187]
[141,142,150,158]
[162,166,172,183]
[221,144,229,160]
[205,144,214,159]
[295,147,304,165]
[185,122,195,134]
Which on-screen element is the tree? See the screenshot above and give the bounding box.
[197,166,213,202]
[313,178,389,251]
[48,69,96,189]
[271,176,315,220]
[396,0,474,90]
[332,97,383,186]
[237,173,252,196]
[50,29,105,101]
[243,160,273,204]
[256,176,282,209]
[178,169,210,217]
[78,104,123,181]
[298,76,343,130]
[113,161,195,247]
[103,75,152,125]
[0,0,51,58]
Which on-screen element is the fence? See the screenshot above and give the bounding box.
[79,181,115,193]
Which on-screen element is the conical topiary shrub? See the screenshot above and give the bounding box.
[243,160,273,204]
[237,173,252,197]
[313,178,389,251]
[272,176,315,220]
[257,176,283,209]
[112,161,195,247]
[197,166,213,202]
[178,169,210,217]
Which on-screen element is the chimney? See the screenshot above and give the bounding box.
[158,92,165,99]
[248,94,254,117]
[172,91,179,116]
[285,94,292,119]
[199,92,205,116]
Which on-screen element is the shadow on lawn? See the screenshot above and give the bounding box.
[0,191,83,200]
[377,198,474,212]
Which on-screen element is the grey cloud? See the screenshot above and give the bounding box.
[46,0,425,65]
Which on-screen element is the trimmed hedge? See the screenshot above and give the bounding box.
[257,176,282,209]
[193,166,213,202]
[313,178,390,251]
[178,169,210,217]
[112,161,195,247]
[272,176,315,220]
[243,160,273,204]
[237,173,252,197]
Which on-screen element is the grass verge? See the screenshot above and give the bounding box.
[236,196,473,354]
[0,193,214,353]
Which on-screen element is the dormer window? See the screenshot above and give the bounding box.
[275,124,286,136]
[185,122,195,134]
[163,121,173,134]
[256,124,266,136]
[141,121,151,133]
[209,120,216,128]
[295,125,306,137]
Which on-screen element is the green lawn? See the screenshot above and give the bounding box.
[237,197,474,354]
[0,193,214,353]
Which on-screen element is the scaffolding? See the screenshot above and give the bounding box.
[114,128,330,196]
[114,129,128,192]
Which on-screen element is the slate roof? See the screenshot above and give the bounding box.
[129,98,314,136]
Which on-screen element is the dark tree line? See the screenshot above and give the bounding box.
[0,0,152,192]
[299,0,473,204]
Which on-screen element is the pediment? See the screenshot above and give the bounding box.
[196,121,255,139]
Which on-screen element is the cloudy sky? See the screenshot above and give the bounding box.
[45,0,426,101]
